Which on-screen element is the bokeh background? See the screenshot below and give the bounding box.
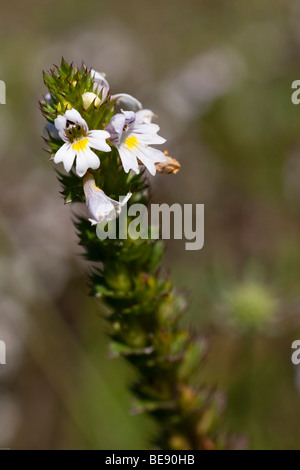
[1,0,300,450]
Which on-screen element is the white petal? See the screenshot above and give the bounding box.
[102,207,118,223]
[136,149,157,175]
[105,113,126,144]
[64,108,88,131]
[53,143,67,163]
[111,93,142,112]
[137,146,166,176]
[139,133,166,145]
[134,123,161,135]
[83,173,128,225]
[75,150,90,177]
[119,146,139,174]
[146,146,167,163]
[105,191,131,208]
[88,218,98,226]
[119,192,132,206]
[84,147,101,170]
[151,135,166,144]
[121,110,136,126]
[135,109,154,124]
[54,115,67,140]
[91,69,106,81]
[88,130,111,152]
[54,143,76,173]
[91,69,110,98]
[133,123,166,144]
[54,115,66,132]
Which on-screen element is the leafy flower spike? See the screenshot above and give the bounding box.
[40,59,237,451]
[106,110,167,175]
[54,108,111,177]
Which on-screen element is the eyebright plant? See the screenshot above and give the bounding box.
[40,59,240,450]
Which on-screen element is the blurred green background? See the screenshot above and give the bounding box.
[1,0,300,450]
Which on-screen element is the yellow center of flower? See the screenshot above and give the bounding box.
[72,138,89,152]
[124,135,139,150]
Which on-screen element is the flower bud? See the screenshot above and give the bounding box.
[82,92,101,110]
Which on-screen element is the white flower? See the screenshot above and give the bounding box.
[54,108,111,177]
[111,93,142,112]
[91,69,110,101]
[91,69,142,111]
[83,173,131,226]
[135,109,155,124]
[105,110,167,175]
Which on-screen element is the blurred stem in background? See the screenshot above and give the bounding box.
[40,59,242,450]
